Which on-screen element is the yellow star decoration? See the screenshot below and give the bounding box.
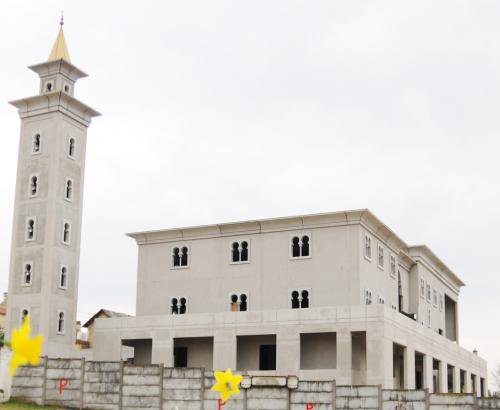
[9,316,43,376]
[211,368,243,402]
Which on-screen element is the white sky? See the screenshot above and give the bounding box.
[0,1,499,384]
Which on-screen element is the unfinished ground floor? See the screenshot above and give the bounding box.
[92,305,487,394]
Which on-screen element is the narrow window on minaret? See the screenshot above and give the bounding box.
[29,175,39,197]
[62,222,71,245]
[59,266,68,289]
[68,137,75,158]
[57,312,65,334]
[65,179,73,201]
[25,218,36,241]
[21,308,29,324]
[32,134,41,154]
[23,263,33,286]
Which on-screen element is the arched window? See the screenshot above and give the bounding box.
[172,248,180,267]
[21,308,29,324]
[229,294,248,311]
[179,298,187,314]
[232,242,240,262]
[30,175,39,197]
[68,138,75,158]
[240,242,249,262]
[57,312,65,334]
[60,266,68,289]
[26,218,35,241]
[291,235,310,258]
[180,247,188,267]
[239,294,247,311]
[301,290,309,308]
[291,291,300,309]
[65,179,73,201]
[364,235,372,259]
[230,294,239,311]
[301,236,310,257]
[32,134,41,153]
[171,298,179,314]
[23,263,32,285]
[62,222,71,244]
[291,237,300,257]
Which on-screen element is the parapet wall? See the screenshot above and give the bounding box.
[11,358,500,410]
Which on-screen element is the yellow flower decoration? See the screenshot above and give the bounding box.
[211,368,243,402]
[9,315,43,376]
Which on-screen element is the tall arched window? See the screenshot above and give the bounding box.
[231,241,250,263]
[62,222,71,244]
[57,312,65,334]
[291,235,310,258]
[180,247,188,267]
[291,237,300,257]
[23,263,32,285]
[60,266,68,289]
[240,242,249,262]
[32,134,41,154]
[171,298,179,314]
[26,218,36,241]
[229,294,248,311]
[21,308,29,324]
[239,294,247,311]
[301,236,310,257]
[172,248,180,267]
[291,289,310,309]
[29,175,39,197]
[68,137,75,158]
[291,291,300,309]
[65,179,73,201]
[179,297,187,314]
[232,242,240,262]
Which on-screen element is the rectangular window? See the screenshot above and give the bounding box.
[174,346,188,367]
[439,293,444,311]
[420,279,425,299]
[259,345,276,371]
[426,283,431,302]
[378,245,384,268]
[427,308,431,328]
[364,235,371,260]
[433,290,438,307]
[390,255,396,277]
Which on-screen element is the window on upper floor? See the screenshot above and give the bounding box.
[25,218,36,241]
[364,235,372,260]
[68,137,76,159]
[433,289,438,307]
[427,308,431,328]
[172,246,189,268]
[230,293,248,312]
[420,279,425,299]
[21,308,29,324]
[62,222,71,245]
[231,241,249,263]
[23,263,33,286]
[377,245,384,268]
[390,255,396,277]
[377,295,385,305]
[57,311,65,334]
[291,289,309,309]
[291,235,310,258]
[170,297,187,314]
[439,293,444,311]
[29,175,39,197]
[365,289,373,305]
[32,133,41,154]
[65,178,73,201]
[426,283,431,303]
[59,266,68,289]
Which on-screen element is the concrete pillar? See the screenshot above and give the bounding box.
[152,332,173,365]
[404,345,416,389]
[423,354,433,393]
[276,328,300,375]
[453,366,461,393]
[439,360,448,393]
[336,327,352,385]
[474,374,481,397]
[464,370,472,393]
[366,329,393,388]
[213,330,237,370]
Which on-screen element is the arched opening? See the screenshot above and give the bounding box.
[26,219,35,240]
[58,312,65,333]
[21,309,29,323]
[172,248,180,267]
[33,134,41,153]
[60,266,68,288]
[63,223,70,244]
[291,291,300,309]
[171,298,179,314]
[180,247,188,266]
[232,242,240,262]
[179,298,187,314]
[65,179,73,200]
[30,176,38,196]
[24,263,32,285]
[230,294,239,311]
[241,241,249,261]
[291,237,300,257]
[68,138,75,157]
[301,290,309,308]
[301,236,310,257]
[239,294,247,311]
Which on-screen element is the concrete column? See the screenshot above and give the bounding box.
[474,374,481,397]
[213,330,237,370]
[423,354,433,393]
[336,327,352,385]
[439,360,448,393]
[277,328,300,375]
[152,332,173,366]
[464,370,472,393]
[453,366,461,393]
[366,329,393,388]
[404,345,416,389]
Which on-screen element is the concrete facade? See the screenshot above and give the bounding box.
[93,210,488,392]
[6,36,99,356]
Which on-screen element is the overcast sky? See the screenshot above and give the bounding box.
[0,1,499,383]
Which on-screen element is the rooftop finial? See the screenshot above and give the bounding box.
[48,13,71,62]
[60,11,64,27]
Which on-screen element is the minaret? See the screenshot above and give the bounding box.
[6,20,99,357]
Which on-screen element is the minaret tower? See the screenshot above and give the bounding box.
[6,20,99,357]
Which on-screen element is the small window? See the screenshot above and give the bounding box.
[231,241,250,263]
[229,294,248,312]
[291,235,311,258]
[364,235,372,260]
[62,222,71,245]
[68,137,75,158]
[378,295,385,305]
[426,283,431,303]
[29,175,39,197]
[172,246,189,268]
[390,255,396,277]
[57,311,65,334]
[22,263,33,286]
[377,245,384,268]
[65,178,73,201]
[25,218,36,241]
[439,293,444,312]
[64,84,71,94]
[427,308,431,328]
[45,82,53,92]
[290,289,310,309]
[432,290,438,307]
[365,289,373,305]
[170,297,187,314]
[420,279,425,299]
[59,266,68,289]
[21,308,29,324]
[32,133,41,154]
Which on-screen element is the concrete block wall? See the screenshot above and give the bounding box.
[10,359,500,410]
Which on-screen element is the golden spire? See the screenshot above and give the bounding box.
[48,14,71,62]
